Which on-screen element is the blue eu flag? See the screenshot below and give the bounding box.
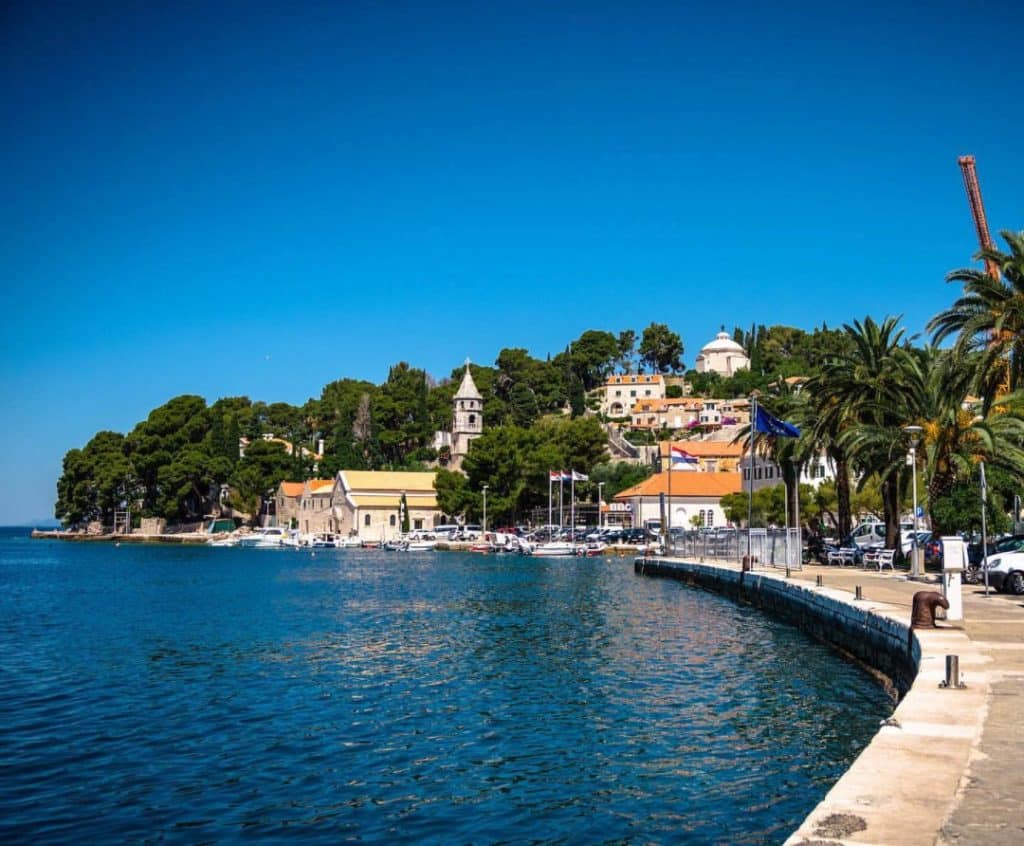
[754,405,801,438]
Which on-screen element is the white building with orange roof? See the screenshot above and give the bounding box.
[630,397,702,430]
[614,471,743,531]
[629,396,750,432]
[601,373,665,418]
[658,439,744,473]
[331,470,441,541]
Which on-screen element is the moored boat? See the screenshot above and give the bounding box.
[531,541,576,557]
[237,527,288,548]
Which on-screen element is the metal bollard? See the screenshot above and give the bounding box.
[855,585,863,601]
[815,574,823,587]
[939,654,967,689]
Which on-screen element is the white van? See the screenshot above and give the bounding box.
[849,519,923,553]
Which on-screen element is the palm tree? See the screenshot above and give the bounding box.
[802,385,856,540]
[928,230,1024,411]
[814,316,915,550]
[876,344,1024,534]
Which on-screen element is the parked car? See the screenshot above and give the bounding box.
[620,528,655,545]
[968,534,1024,566]
[981,539,1024,594]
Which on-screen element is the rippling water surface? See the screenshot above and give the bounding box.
[0,530,891,843]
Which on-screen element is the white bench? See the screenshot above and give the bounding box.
[863,548,896,571]
[827,547,858,566]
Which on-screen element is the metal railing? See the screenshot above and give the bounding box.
[604,424,640,459]
[665,528,803,570]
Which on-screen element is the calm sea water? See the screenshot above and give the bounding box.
[0,529,891,844]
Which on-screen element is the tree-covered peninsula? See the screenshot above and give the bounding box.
[56,234,1024,539]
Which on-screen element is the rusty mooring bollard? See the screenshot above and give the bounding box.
[911,591,949,628]
[815,574,823,587]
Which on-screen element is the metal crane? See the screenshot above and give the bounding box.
[957,155,1001,280]
[959,154,1010,397]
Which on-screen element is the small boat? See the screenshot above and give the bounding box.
[207,535,239,547]
[237,527,288,548]
[531,541,576,557]
[280,530,309,548]
[311,534,339,548]
[404,533,438,551]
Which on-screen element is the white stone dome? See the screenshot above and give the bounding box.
[695,331,750,377]
[700,331,746,355]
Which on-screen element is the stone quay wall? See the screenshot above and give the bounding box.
[634,557,918,695]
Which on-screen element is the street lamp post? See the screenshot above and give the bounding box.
[792,458,801,568]
[597,482,604,531]
[903,425,923,578]
[482,484,489,535]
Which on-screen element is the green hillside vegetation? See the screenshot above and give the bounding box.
[56,233,1024,538]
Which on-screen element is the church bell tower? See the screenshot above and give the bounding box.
[451,361,483,471]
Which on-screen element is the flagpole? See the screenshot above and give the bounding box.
[571,471,576,545]
[548,473,553,534]
[667,440,672,554]
[748,393,757,566]
[559,475,564,531]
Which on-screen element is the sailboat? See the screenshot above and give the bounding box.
[533,470,588,556]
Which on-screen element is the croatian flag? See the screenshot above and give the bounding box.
[549,470,563,481]
[670,446,699,470]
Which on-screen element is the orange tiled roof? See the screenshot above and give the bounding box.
[614,472,743,499]
[279,482,305,498]
[660,440,744,458]
[632,397,700,413]
[307,479,335,494]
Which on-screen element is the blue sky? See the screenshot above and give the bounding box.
[1,0,1021,525]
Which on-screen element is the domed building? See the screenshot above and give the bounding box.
[694,330,750,378]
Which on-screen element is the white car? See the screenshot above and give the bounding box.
[982,545,1024,594]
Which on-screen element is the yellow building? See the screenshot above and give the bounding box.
[331,470,442,541]
[658,440,744,473]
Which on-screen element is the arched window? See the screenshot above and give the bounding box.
[389,515,396,527]
[469,414,475,425]
[364,514,371,526]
